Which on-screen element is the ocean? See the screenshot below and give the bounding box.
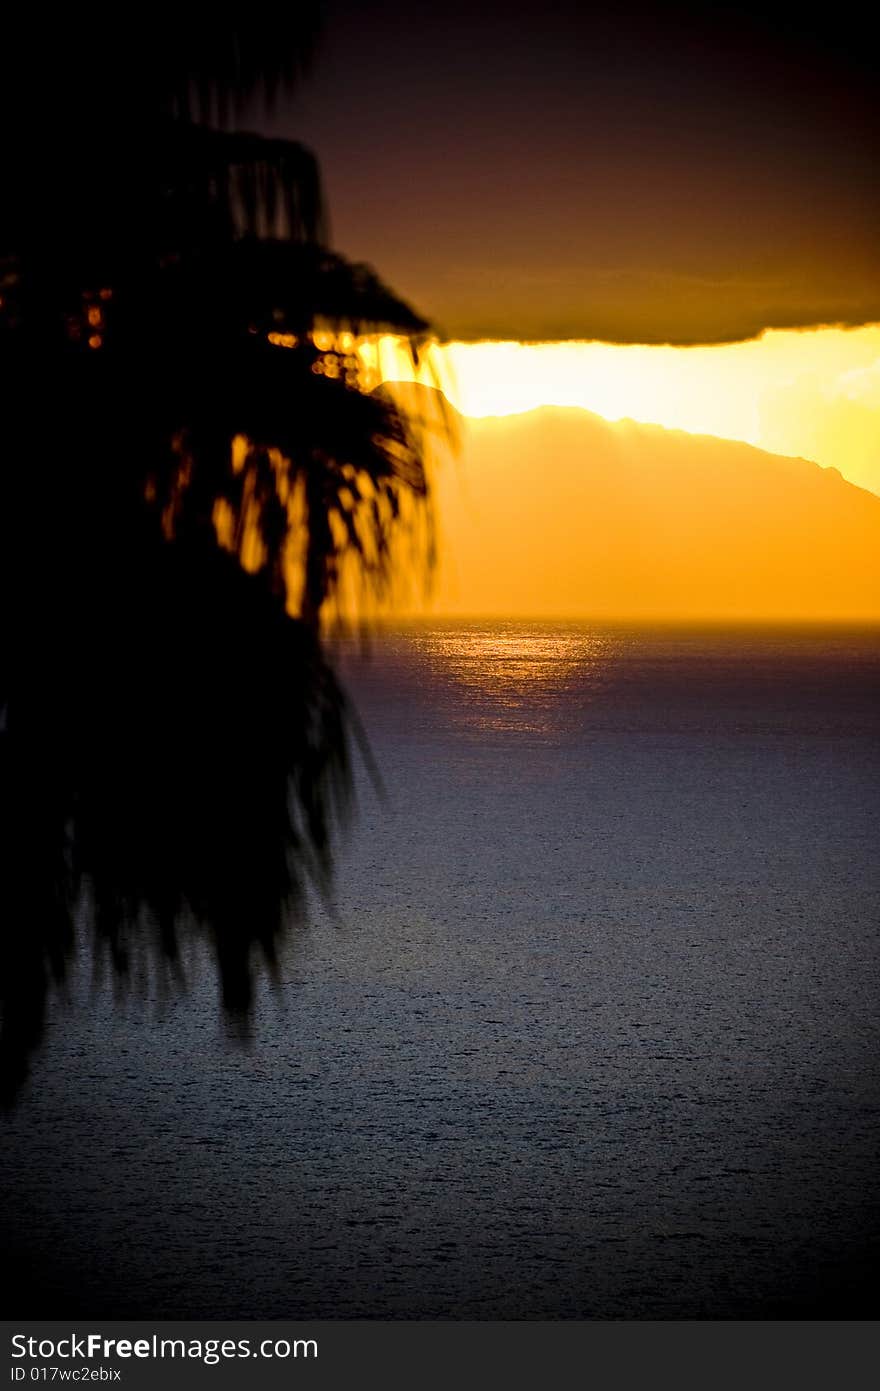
[3,623,879,1318]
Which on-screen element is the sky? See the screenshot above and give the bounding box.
[260,2,880,618]
[368,325,880,496]
[269,1,879,345]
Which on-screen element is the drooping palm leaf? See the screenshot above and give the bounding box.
[160,123,328,248]
[0,2,450,1106]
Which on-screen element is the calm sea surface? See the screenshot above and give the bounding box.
[3,624,880,1318]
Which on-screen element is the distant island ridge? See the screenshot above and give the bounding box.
[375,384,880,623]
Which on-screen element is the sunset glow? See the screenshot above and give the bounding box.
[338,327,880,623]
[373,325,880,497]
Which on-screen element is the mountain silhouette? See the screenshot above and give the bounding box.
[391,386,880,621]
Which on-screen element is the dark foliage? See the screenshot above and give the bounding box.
[0,6,441,1102]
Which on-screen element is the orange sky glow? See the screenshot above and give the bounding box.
[336,324,880,623]
[255,324,880,623]
[368,324,880,498]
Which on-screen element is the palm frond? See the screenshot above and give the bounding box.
[155,237,430,341]
[146,336,433,619]
[156,5,323,125]
[0,1,452,1105]
[160,123,327,249]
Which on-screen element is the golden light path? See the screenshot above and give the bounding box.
[366,324,880,497]
[403,625,613,731]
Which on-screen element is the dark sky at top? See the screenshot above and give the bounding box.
[260,1,878,344]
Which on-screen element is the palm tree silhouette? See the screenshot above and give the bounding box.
[0,8,443,1102]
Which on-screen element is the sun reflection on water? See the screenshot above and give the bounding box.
[405,623,617,736]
